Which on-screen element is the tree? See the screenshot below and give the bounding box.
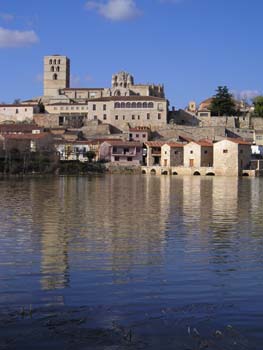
[210,86,236,116]
[253,96,263,117]
[85,150,96,162]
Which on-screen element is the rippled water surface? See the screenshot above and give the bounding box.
[0,175,263,348]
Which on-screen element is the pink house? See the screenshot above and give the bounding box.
[100,140,143,165]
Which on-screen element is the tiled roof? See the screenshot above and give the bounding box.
[103,140,142,147]
[164,142,184,148]
[145,141,166,147]
[91,96,166,102]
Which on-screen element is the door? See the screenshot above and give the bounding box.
[164,159,168,167]
[189,159,194,167]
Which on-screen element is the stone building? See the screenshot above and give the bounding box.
[40,55,168,129]
[161,143,184,167]
[44,55,70,97]
[0,104,40,123]
[100,140,143,165]
[184,141,213,168]
[213,138,251,176]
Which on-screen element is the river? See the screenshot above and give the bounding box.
[0,175,262,349]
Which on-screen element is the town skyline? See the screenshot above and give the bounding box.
[0,0,262,107]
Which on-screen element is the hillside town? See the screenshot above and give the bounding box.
[0,54,263,176]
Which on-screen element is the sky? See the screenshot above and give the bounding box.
[0,0,262,108]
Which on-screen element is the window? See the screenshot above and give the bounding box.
[148,102,154,108]
[58,59,61,64]
[53,73,58,80]
[204,150,208,154]
[49,59,52,64]
[132,115,135,120]
[51,66,55,72]
[138,115,140,120]
[137,102,142,108]
[143,102,147,108]
[126,102,131,108]
[61,107,64,110]
[94,116,97,120]
[143,134,146,138]
[76,107,79,110]
[136,134,139,138]
[124,148,129,154]
[190,150,193,154]
[115,115,118,120]
[158,113,161,120]
[240,149,244,154]
[147,113,150,120]
[25,108,27,112]
[54,107,57,110]
[81,107,85,110]
[223,149,228,153]
[115,156,120,161]
[103,114,107,120]
[16,109,19,114]
[123,115,125,120]
[121,102,125,108]
[56,66,60,72]
[65,107,69,110]
[131,102,136,108]
[93,104,96,111]
[115,102,120,108]
[175,151,178,154]
[59,116,64,126]
[127,157,132,161]
[103,104,106,111]
[71,107,74,110]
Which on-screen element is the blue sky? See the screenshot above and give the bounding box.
[0,0,262,108]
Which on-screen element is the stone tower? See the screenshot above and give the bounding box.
[43,55,70,97]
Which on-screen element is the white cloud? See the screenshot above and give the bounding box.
[0,27,39,48]
[0,13,15,22]
[86,0,141,21]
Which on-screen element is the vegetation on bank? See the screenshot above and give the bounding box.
[0,150,106,175]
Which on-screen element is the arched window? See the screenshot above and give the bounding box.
[148,102,154,108]
[56,66,60,72]
[137,102,142,108]
[114,102,120,108]
[53,59,56,64]
[51,66,54,72]
[121,102,125,108]
[131,102,136,108]
[126,102,131,108]
[53,73,58,80]
[58,59,61,64]
[49,59,52,65]
[143,102,147,108]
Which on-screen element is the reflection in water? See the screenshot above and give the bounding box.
[0,176,263,344]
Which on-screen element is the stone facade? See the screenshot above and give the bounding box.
[161,143,184,167]
[44,55,70,97]
[213,139,251,176]
[100,140,143,165]
[184,141,213,168]
[0,104,40,123]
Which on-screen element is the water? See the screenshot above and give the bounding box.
[0,175,263,349]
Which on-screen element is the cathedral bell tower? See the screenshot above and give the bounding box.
[43,55,70,97]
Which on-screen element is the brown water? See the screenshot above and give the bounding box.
[0,175,263,349]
